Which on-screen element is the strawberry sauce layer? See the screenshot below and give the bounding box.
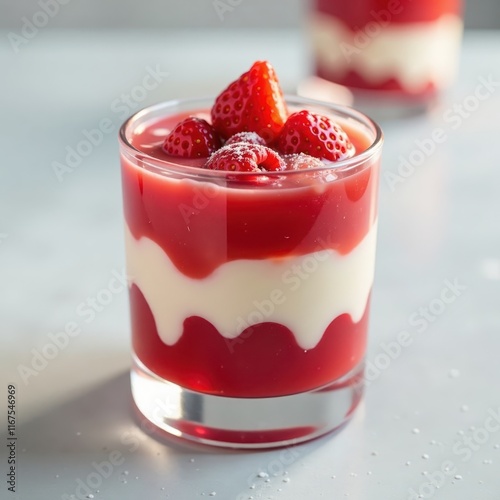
[130,283,371,397]
[315,0,461,27]
[122,111,377,279]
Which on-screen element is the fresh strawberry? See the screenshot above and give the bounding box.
[225,131,266,146]
[205,142,285,172]
[211,61,288,144]
[277,110,355,161]
[163,116,221,158]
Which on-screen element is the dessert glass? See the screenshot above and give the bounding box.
[309,0,463,110]
[119,96,383,448]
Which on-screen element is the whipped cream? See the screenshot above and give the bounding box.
[310,14,463,93]
[125,220,377,350]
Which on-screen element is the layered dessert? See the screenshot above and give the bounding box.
[310,0,463,101]
[120,61,382,399]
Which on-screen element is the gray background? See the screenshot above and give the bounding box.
[1,0,500,30]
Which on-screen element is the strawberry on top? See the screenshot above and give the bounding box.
[161,61,355,172]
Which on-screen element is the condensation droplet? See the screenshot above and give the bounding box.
[412,428,420,434]
[422,454,429,460]
[449,369,460,378]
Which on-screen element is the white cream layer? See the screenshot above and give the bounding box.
[310,14,463,93]
[125,221,377,350]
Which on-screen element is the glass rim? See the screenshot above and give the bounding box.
[118,95,384,180]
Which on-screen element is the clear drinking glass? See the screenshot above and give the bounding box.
[119,96,383,448]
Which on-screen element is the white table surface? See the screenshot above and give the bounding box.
[1,28,500,500]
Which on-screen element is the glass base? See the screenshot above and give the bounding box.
[131,355,365,449]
